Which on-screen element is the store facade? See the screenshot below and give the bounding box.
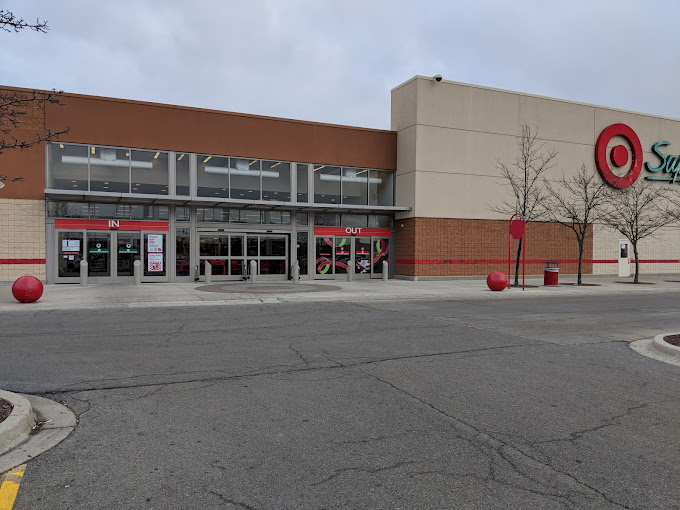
[0,88,403,284]
[2,76,680,284]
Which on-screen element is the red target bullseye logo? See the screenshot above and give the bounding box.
[595,123,643,188]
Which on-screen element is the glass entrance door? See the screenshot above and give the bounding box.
[198,233,245,281]
[314,236,390,280]
[87,232,111,278]
[315,236,334,279]
[371,238,389,279]
[58,231,84,281]
[355,237,372,277]
[115,232,141,280]
[314,236,351,279]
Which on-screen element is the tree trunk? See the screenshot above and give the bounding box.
[577,240,583,286]
[514,237,523,286]
[633,244,640,283]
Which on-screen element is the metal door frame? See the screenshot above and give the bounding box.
[85,230,114,283]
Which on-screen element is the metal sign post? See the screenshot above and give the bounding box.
[508,213,526,291]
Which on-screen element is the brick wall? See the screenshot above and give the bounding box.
[0,199,46,281]
[396,217,593,278]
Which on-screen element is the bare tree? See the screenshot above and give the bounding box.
[0,10,48,33]
[491,122,558,285]
[602,179,671,283]
[0,10,68,186]
[544,164,611,285]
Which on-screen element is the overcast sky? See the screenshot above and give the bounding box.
[2,1,679,130]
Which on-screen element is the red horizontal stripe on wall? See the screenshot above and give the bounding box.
[0,259,46,264]
[394,259,674,265]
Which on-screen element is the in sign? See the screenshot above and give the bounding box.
[108,220,120,229]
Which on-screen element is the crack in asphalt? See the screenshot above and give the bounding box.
[287,342,310,365]
[208,490,256,509]
[529,402,652,446]
[312,460,421,486]
[356,367,636,510]
[35,342,533,400]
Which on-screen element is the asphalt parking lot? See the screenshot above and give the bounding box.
[1,290,678,509]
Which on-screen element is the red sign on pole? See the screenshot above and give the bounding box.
[508,213,526,290]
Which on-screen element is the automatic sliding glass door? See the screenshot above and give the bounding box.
[371,238,389,279]
[116,232,140,280]
[314,236,390,280]
[199,233,288,281]
[87,232,111,278]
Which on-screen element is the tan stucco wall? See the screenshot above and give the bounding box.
[391,76,680,220]
[0,199,46,281]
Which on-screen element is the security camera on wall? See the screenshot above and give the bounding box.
[434,74,442,82]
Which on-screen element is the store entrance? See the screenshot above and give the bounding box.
[198,232,289,282]
[57,230,168,283]
[314,236,389,279]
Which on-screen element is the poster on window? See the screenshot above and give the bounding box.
[147,234,163,253]
[61,239,81,254]
[148,252,163,272]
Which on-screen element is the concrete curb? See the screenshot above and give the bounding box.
[652,333,680,359]
[630,334,680,368]
[0,390,36,457]
[0,391,76,474]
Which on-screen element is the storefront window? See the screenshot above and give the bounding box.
[236,210,262,224]
[175,206,190,222]
[369,170,395,206]
[196,207,229,222]
[176,228,191,277]
[314,213,339,226]
[175,153,190,196]
[230,158,260,200]
[48,143,89,191]
[341,214,368,228]
[262,211,291,225]
[143,233,166,277]
[197,155,229,198]
[262,160,290,202]
[47,201,90,218]
[369,215,393,228]
[296,212,308,226]
[341,167,368,205]
[314,165,340,204]
[296,163,309,202]
[129,205,169,221]
[131,150,168,195]
[90,146,130,193]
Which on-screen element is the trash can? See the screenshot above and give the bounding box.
[544,261,559,286]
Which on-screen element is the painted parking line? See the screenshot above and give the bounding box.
[0,464,26,510]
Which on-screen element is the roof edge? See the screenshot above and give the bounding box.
[0,84,396,135]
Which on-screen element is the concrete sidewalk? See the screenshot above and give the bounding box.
[0,275,676,312]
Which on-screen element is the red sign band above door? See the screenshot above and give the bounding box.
[54,219,170,231]
[313,227,391,236]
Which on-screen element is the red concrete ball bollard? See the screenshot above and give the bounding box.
[11,276,44,303]
[486,271,507,291]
